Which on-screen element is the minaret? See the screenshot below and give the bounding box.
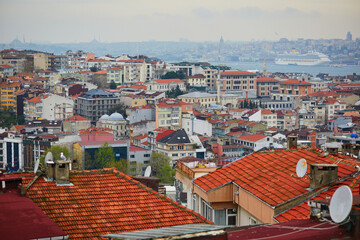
[217,69,221,105]
[218,36,224,61]
[263,58,267,76]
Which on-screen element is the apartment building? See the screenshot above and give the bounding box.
[77,89,120,124]
[155,100,183,130]
[178,92,217,108]
[0,65,14,76]
[107,67,124,84]
[220,71,257,97]
[66,50,94,71]
[0,55,26,73]
[256,77,279,97]
[117,59,152,84]
[24,94,74,121]
[33,52,53,71]
[0,81,20,110]
[187,74,206,86]
[147,79,186,92]
[279,80,312,96]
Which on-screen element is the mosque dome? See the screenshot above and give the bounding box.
[108,112,124,121]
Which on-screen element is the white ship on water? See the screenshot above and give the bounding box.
[275,51,331,66]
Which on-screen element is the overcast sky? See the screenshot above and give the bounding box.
[0,0,359,43]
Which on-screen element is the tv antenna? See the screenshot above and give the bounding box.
[296,158,307,178]
[329,186,353,223]
[144,166,152,177]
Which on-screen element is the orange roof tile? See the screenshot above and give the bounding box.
[154,79,183,84]
[236,134,267,142]
[20,168,210,239]
[0,64,13,68]
[0,82,20,87]
[280,80,311,85]
[133,134,148,140]
[28,95,49,103]
[261,109,273,115]
[65,115,90,121]
[94,70,107,74]
[221,71,256,75]
[193,149,359,208]
[256,77,278,82]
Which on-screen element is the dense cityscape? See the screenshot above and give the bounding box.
[1,4,360,238]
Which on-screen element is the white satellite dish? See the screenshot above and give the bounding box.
[45,152,54,164]
[144,166,152,177]
[329,186,353,223]
[34,158,40,174]
[296,158,307,178]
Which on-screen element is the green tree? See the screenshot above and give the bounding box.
[166,85,184,98]
[93,142,115,169]
[149,152,171,176]
[0,109,17,128]
[40,145,71,164]
[108,102,128,119]
[109,80,117,89]
[158,163,175,184]
[161,71,186,80]
[90,66,98,72]
[105,158,130,174]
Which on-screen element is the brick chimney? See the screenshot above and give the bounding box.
[310,164,338,189]
[287,135,298,149]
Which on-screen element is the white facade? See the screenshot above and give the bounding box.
[0,131,23,171]
[42,95,74,121]
[234,135,273,151]
[182,117,212,137]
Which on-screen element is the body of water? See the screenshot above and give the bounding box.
[211,61,360,77]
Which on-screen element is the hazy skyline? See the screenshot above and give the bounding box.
[0,0,359,43]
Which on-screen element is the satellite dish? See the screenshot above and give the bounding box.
[45,152,53,164]
[296,158,307,178]
[329,186,353,223]
[34,158,40,174]
[144,166,152,177]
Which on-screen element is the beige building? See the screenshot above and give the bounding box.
[261,109,277,128]
[63,115,91,134]
[178,92,217,108]
[34,52,52,71]
[187,74,206,86]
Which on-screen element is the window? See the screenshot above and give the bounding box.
[192,194,197,211]
[144,154,150,157]
[201,200,212,221]
[130,155,135,158]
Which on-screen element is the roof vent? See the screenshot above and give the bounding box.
[46,153,72,185]
[310,164,338,189]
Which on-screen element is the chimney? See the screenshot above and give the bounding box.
[46,157,71,184]
[310,164,338,189]
[326,146,339,154]
[287,135,298,149]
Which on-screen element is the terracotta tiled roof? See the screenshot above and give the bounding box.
[193,149,359,208]
[221,71,256,75]
[0,64,13,68]
[236,134,267,142]
[157,101,181,108]
[343,111,360,117]
[154,79,183,84]
[261,109,273,115]
[94,70,107,74]
[87,59,110,62]
[256,77,278,82]
[28,94,49,103]
[308,91,337,97]
[21,169,210,239]
[65,115,89,121]
[107,67,123,71]
[133,134,148,140]
[79,128,112,135]
[129,146,147,151]
[280,80,311,85]
[0,81,20,87]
